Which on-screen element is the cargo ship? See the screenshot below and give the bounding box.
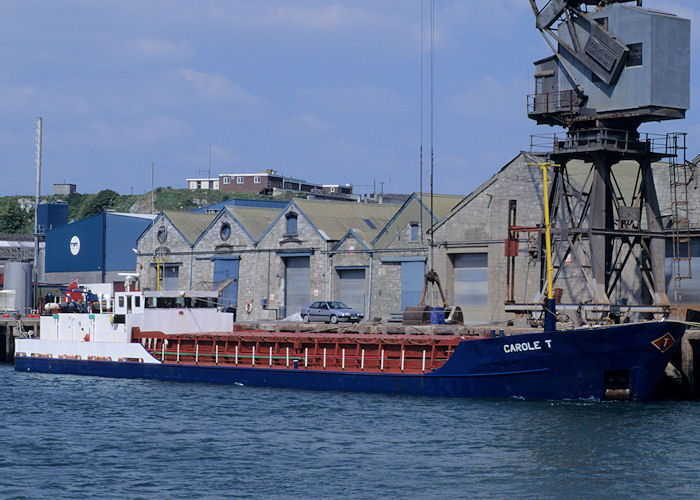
[13,289,686,401]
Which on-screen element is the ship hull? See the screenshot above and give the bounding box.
[14,321,685,401]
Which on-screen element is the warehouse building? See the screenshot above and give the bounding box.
[45,211,155,286]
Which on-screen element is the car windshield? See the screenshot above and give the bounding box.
[329,301,348,309]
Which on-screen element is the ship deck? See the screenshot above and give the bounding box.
[132,322,496,374]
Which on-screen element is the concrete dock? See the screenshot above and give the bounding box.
[0,315,39,363]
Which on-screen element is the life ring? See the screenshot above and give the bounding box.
[245,302,253,314]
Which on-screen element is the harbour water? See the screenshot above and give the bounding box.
[2,364,699,499]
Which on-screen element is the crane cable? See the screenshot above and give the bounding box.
[429,0,435,271]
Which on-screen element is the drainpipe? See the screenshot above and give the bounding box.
[189,247,193,290]
[253,245,258,321]
[368,252,373,320]
[328,253,332,300]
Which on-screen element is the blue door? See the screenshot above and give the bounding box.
[213,258,239,310]
[401,261,425,310]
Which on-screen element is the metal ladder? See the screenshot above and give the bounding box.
[666,132,692,305]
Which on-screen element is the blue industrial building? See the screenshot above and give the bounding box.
[45,211,155,284]
[36,202,69,233]
[192,198,287,214]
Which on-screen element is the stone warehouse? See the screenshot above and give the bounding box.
[136,151,700,325]
[136,195,462,322]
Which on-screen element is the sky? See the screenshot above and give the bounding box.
[1,0,698,198]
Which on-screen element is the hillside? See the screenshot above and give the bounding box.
[0,188,295,234]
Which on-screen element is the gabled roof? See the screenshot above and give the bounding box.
[292,198,398,241]
[332,228,373,252]
[370,192,463,247]
[430,151,543,233]
[161,210,216,245]
[414,193,465,220]
[227,206,282,242]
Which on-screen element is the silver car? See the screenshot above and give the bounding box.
[301,301,363,324]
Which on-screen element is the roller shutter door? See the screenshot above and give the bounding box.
[453,253,489,324]
[284,256,310,317]
[162,265,179,291]
[213,258,239,309]
[666,238,700,303]
[401,261,425,310]
[338,268,366,314]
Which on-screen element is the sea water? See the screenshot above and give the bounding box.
[1,364,699,499]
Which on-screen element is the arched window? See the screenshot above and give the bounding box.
[285,212,298,235]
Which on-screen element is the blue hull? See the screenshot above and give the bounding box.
[14,321,685,400]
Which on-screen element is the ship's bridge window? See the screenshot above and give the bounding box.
[118,296,125,308]
[145,297,157,308]
[156,297,176,308]
[134,295,141,308]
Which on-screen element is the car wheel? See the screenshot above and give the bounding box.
[302,314,310,323]
[330,314,338,324]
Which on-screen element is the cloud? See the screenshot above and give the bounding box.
[444,75,530,120]
[84,115,193,148]
[284,113,332,134]
[0,85,38,110]
[126,38,194,61]
[177,68,266,107]
[0,84,95,115]
[299,84,409,117]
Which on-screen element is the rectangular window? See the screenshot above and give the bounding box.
[410,224,419,242]
[254,176,261,184]
[627,43,642,67]
[236,176,244,184]
[223,177,230,184]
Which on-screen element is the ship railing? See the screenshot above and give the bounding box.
[529,130,669,155]
[141,336,459,374]
[527,90,577,115]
